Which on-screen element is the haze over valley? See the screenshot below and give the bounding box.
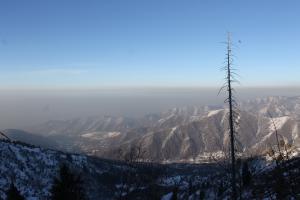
[1,87,300,129]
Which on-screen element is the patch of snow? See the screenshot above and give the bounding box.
[158,114,175,124]
[106,132,121,138]
[207,109,223,117]
[162,127,177,149]
[81,131,121,139]
[161,192,173,200]
[292,124,298,140]
[81,132,96,138]
[160,175,182,186]
[190,115,202,122]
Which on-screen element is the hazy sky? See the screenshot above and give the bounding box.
[0,0,300,88]
[0,87,299,129]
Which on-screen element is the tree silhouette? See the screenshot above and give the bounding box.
[6,182,25,200]
[50,164,85,200]
[219,33,239,200]
[171,187,178,200]
[0,131,11,141]
[242,161,251,187]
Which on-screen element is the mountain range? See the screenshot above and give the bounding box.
[4,96,300,162]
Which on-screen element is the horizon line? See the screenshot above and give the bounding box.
[1,85,300,91]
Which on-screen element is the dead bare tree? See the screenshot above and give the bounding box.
[267,112,283,158]
[219,33,239,200]
[0,131,11,141]
[265,112,299,199]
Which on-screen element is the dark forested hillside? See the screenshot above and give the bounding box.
[0,139,299,199]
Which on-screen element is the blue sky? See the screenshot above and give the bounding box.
[0,0,300,88]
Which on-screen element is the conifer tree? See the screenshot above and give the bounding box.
[171,187,178,200]
[242,161,251,187]
[6,182,25,200]
[199,190,205,200]
[50,164,85,200]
